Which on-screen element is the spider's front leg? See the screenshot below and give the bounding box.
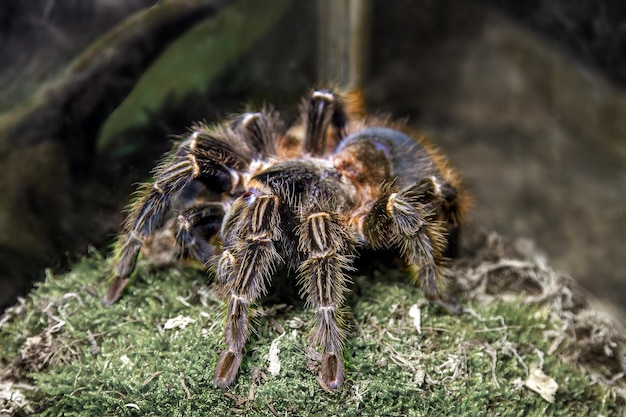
[297,210,354,390]
[105,147,203,304]
[214,191,283,389]
[104,112,277,305]
[362,179,462,314]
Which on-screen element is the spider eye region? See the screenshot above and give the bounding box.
[241,190,254,199]
[242,187,265,205]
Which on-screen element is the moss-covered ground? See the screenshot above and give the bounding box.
[1,240,624,416]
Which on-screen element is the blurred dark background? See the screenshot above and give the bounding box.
[0,0,624,319]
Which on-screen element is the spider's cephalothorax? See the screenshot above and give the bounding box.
[104,88,466,390]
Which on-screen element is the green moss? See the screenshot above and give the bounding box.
[0,252,622,416]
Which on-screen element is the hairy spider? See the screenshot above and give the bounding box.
[103,87,467,390]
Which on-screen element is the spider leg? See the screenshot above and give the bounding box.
[104,113,278,305]
[173,201,226,265]
[296,210,354,390]
[437,180,463,259]
[105,151,199,304]
[362,178,462,314]
[228,111,280,158]
[214,192,283,389]
[303,89,347,156]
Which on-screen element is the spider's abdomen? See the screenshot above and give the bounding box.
[333,127,444,190]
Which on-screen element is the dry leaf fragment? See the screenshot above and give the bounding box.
[408,304,421,334]
[163,315,196,330]
[525,364,558,403]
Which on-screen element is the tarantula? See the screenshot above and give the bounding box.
[103,87,466,390]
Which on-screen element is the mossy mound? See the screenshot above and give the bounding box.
[1,230,624,416]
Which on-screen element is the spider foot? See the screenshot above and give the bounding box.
[431,295,463,315]
[101,276,129,306]
[321,352,344,390]
[214,350,243,389]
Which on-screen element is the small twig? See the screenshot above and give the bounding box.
[86,330,100,356]
[267,403,280,417]
[62,292,84,305]
[483,346,501,388]
[141,371,163,386]
[534,348,545,369]
[179,372,191,399]
[502,341,529,375]
[224,391,248,406]
[176,296,192,308]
